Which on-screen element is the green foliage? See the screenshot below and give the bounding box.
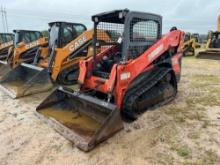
[41,30,49,37]
[177,146,191,157]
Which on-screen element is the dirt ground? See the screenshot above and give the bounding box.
[0,57,219,165]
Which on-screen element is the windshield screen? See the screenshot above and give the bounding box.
[49,25,59,49]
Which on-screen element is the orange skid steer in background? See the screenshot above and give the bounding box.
[0,22,111,98]
[36,9,185,151]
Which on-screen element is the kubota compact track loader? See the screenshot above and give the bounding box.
[0,22,111,98]
[0,30,48,80]
[0,33,14,60]
[196,16,220,59]
[36,9,184,151]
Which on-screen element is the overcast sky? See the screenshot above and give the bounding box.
[0,0,219,34]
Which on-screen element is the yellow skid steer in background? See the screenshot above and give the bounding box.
[182,33,207,56]
[196,16,220,59]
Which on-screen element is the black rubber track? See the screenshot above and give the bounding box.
[57,65,79,85]
[121,67,177,121]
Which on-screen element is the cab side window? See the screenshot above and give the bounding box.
[23,32,42,43]
[74,25,86,35]
[35,32,42,40]
[62,24,86,47]
[5,34,13,42]
[63,25,75,46]
[23,32,31,43]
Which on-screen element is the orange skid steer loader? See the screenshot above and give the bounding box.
[36,9,185,151]
[0,22,111,98]
[0,30,48,80]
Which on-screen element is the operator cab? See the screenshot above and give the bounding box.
[184,33,191,42]
[192,33,199,42]
[209,31,220,48]
[47,22,87,70]
[48,22,87,49]
[13,30,43,47]
[92,9,162,79]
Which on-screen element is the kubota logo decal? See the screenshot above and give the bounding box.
[0,41,13,49]
[120,72,131,80]
[25,41,39,49]
[148,44,164,61]
[69,35,88,52]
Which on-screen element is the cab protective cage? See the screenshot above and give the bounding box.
[92,9,162,63]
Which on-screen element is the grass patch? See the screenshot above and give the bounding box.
[185,98,197,108]
[165,106,185,115]
[174,114,186,123]
[169,137,191,158]
[166,104,206,123]
[177,146,191,157]
[202,120,210,129]
[193,96,220,107]
[186,88,220,107]
[194,75,220,83]
[185,111,205,121]
[187,132,200,139]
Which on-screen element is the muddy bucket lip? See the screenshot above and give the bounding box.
[0,60,7,65]
[35,111,98,151]
[36,87,124,152]
[0,64,52,99]
[0,85,17,98]
[20,63,44,71]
